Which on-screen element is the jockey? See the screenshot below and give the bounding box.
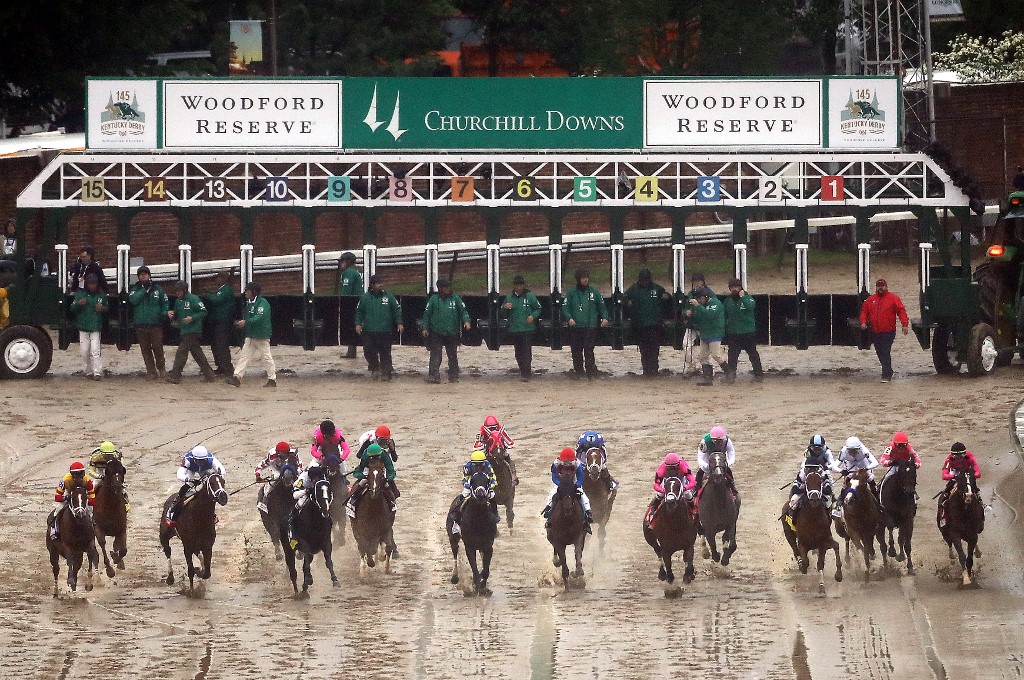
[879,431,922,469]
[787,434,842,518]
[836,436,879,503]
[540,447,593,532]
[254,441,303,513]
[475,415,518,486]
[574,430,618,494]
[645,453,696,528]
[346,443,399,515]
[50,461,95,540]
[451,448,500,532]
[938,442,982,528]
[288,462,330,549]
[87,440,130,511]
[163,445,227,528]
[311,420,352,462]
[695,426,737,496]
[357,425,399,462]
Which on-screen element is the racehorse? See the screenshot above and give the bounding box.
[781,466,843,593]
[836,468,886,581]
[938,470,985,588]
[546,465,587,588]
[697,451,740,566]
[484,432,515,533]
[878,460,917,574]
[93,458,128,577]
[581,447,615,551]
[446,470,497,596]
[320,448,350,546]
[281,477,338,593]
[258,464,298,561]
[643,476,697,586]
[46,481,99,596]
[351,457,397,576]
[159,472,228,592]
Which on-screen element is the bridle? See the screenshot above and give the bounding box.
[585,448,602,479]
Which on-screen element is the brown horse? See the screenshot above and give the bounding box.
[46,481,99,596]
[643,476,697,586]
[878,460,917,574]
[93,458,128,577]
[159,472,228,592]
[484,433,515,532]
[351,457,397,576]
[446,469,498,596]
[546,466,587,588]
[782,467,843,593]
[581,447,615,551]
[938,470,985,588]
[836,468,887,581]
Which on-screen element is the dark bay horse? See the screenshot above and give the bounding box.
[321,449,350,547]
[159,472,228,592]
[697,451,740,566]
[46,482,99,596]
[258,464,298,561]
[878,460,917,574]
[581,447,615,552]
[93,459,128,577]
[484,433,515,533]
[446,470,497,596]
[782,467,843,593]
[546,467,587,588]
[938,470,985,588]
[282,477,338,594]
[351,457,397,576]
[643,476,697,586]
[836,468,886,580]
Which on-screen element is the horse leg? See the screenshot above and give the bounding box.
[844,537,851,567]
[683,543,696,584]
[886,527,898,558]
[479,546,492,596]
[662,551,675,584]
[49,547,60,597]
[324,544,339,587]
[283,543,298,593]
[949,537,969,586]
[85,542,98,592]
[573,538,585,578]
[302,552,314,592]
[449,531,461,585]
[97,533,115,578]
[901,523,915,575]
[506,501,515,534]
[833,540,843,583]
[707,532,721,563]
[816,548,827,594]
[722,524,738,566]
[966,537,977,583]
[598,522,606,554]
[797,541,810,575]
[466,547,481,595]
[184,552,196,592]
[556,546,570,588]
[114,531,127,569]
[67,552,80,592]
[552,545,562,568]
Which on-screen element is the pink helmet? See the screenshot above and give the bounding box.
[710,426,726,439]
[663,453,681,466]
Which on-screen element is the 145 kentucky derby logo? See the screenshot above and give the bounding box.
[100,90,147,137]
[840,88,886,137]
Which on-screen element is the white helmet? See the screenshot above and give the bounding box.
[358,430,376,447]
[190,445,211,460]
[844,436,863,453]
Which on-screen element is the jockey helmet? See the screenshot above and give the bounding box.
[98,441,118,454]
[951,442,967,455]
[483,415,499,429]
[844,436,863,453]
[190,445,211,460]
[558,447,576,463]
[663,453,681,467]
[358,430,375,447]
[471,449,487,462]
[70,461,86,474]
[375,425,391,439]
[710,426,726,440]
[893,431,909,446]
[275,441,291,454]
[308,465,326,479]
[320,420,336,437]
[579,431,604,448]
[365,443,384,458]
[808,434,826,456]
[324,454,341,467]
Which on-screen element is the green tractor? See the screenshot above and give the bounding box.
[916,191,1024,376]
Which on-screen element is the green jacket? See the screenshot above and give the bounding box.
[355,289,402,332]
[128,282,168,327]
[562,285,608,328]
[204,284,236,323]
[423,292,469,336]
[722,293,757,335]
[243,296,272,339]
[172,294,208,336]
[690,297,726,340]
[625,282,666,328]
[71,290,108,332]
[339,267,364,296]
[501,290,542,333]
[353,452,396,481]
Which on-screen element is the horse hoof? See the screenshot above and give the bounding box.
[70,584,77,592]
[574,568,585,578]
[721,556,730,567]
[683,571,695,584]
[166,575,174,586]
[116,561,125,571]
[480,588,492,598]
[366,556,375,568]
[711,553,721,564]
[275,554,283,562]
[818,583,826,594]
[974,546,983,558]
[887,548,897,558]
[451,575,459,585]
[464,590,477,598]
[658,567,666,581]
[105,566,115,578]
[835,572,843,583]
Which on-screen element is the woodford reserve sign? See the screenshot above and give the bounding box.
[85,76,900,152]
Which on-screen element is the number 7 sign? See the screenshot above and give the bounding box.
[821,176,845,201]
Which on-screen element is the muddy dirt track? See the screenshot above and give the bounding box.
[1,264,1024,679]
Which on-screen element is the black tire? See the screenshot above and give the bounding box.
[966,322,998,377]
[931,323,962,375]
[0,325,53,379]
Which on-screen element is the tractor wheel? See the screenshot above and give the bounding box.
[966,323,998,377]
[931,323,962,375]
[0,325,53,379]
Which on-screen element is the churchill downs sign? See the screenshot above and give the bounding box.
[85,76,900,152]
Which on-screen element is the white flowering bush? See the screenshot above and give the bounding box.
[934,30,1024,83]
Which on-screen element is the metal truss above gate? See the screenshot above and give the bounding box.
[18,152,967,209]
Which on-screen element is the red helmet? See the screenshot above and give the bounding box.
[70,461,86,473]
[375,425,391,439]
[558,447,576,463]
[275,441,291,454]
[893,431,909,445]
[483,415,499,429]
[663,453,681,467]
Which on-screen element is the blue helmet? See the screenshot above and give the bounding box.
[808,435,826,456]
[578,431,604,449]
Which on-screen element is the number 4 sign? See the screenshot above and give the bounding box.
[821,176,845,201]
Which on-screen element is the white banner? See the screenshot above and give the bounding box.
[929,0,965,19]
[86,79,159,150]
[644,79,823,149]
[162,80,343,149]
[827,78,900,150]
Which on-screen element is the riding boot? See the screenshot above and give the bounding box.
[288,511,300,550]
[696,363,714,386]
[938,494,948,528]
[164,500,183,528]
[584,509,594,534]
[385,486,398,513]
[644,498,660,529]
[504,452,519,486]
[122,487,131,512]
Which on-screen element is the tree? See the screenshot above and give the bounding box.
[934,30,1024,82]
[453,0,551,76]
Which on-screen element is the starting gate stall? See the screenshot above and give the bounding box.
[1,75,981,379]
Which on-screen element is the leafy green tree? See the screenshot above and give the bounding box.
[934,30,1024,82]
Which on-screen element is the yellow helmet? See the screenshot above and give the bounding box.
[470,449,487,462]
[98,441,118,454]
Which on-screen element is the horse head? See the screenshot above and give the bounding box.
[954,470,976,503]
[104,459,126,486]
[894,461,917,493]
[323,453,343,479]
[204,472,228,507]
[804,465,824,500]
[312,478,333,517]
[278,463,298,486]
[366,458,386,497]
[469,470,492,504]
[710,451,729,484]
[585,448,603,480]
[67,480,91,518]
[663,476,683,507]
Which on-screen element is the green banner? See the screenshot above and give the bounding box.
[341,77,643,150]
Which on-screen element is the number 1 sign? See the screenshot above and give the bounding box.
[821,176,845,201]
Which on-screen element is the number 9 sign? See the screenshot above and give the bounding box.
[327,176,351,202]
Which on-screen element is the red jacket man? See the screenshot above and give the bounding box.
[859,278,909,382]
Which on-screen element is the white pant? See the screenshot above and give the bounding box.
[682,329,699,371]
[697,339,724,365]
[546,486,590,512]
[234,338,276,380]
[79,331,102,376]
